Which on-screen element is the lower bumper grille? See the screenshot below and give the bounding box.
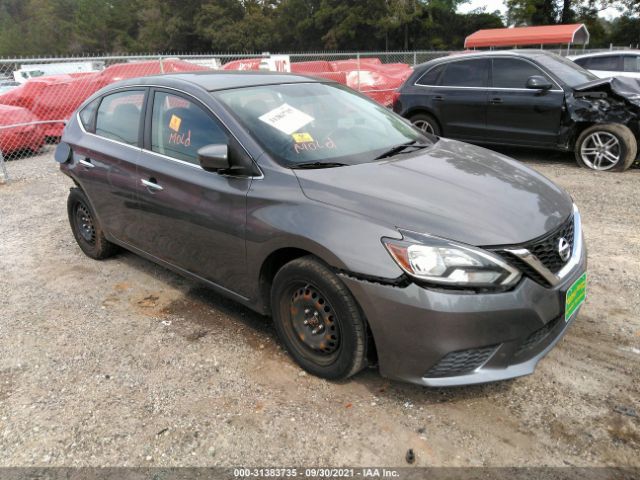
[515,317,560,357]
[424,345,498,378]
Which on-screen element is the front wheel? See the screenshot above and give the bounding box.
[575,123,637,172]
[271,257,368,380]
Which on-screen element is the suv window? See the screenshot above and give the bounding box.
[416,64,445,86]
[586,55,621,71]
[151,91,227,165]
[95,90,144,145]
[492,58,552,89]
[439,59,489,87]
[623,55,640,73]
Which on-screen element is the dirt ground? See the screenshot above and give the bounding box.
[0,147,638,468]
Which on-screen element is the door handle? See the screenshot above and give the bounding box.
[79,158,95,168]
[141,178,163,191]
[433,95,445,102]
[489,97,503,104]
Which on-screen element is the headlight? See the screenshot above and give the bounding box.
[382,230,521,289]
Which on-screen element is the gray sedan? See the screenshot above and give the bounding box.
[55,72,587,386]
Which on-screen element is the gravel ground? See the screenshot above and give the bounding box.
[0,147,638,467]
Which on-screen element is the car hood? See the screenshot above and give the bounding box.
[573,76,640,107]
[294,139,573,246]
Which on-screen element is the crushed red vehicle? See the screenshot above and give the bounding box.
[223,57,412,107]
[0,60,208,147]
[0,104,44,154]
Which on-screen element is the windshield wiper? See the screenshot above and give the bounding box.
[291,161,348,169]
[374,140,430,160]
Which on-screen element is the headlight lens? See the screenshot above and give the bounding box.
[383,232,521,289]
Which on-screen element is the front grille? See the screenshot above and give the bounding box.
[424,345,498,378]
[493,214,575,286]
[514,317,560,357]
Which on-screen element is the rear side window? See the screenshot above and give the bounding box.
[151,91,228,165]
[95,90,145,145]
[439,59,489,87]
[623,55,640,73]
[79,98,99,132]
[416,64,445,86]
[586,55,621,71]
[492,58,552,89]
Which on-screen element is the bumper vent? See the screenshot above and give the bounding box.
[424,345,498,378]
[515,317,560,357]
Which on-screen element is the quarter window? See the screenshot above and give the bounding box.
[492,58,552,89]
[79,98,100,132]
[416,64,445,86]
[95,90,144,145]
[439,59,489,87]
[151,91,227,165]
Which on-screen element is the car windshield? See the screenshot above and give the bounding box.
[536,54,598,87]
[212,82,433,167]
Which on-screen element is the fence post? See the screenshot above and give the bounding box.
[0,149,8,184]
[159,55,164,73]
[356,52,360,92]
[413,51,417,66]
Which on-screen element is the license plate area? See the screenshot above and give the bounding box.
[565,272,587,322]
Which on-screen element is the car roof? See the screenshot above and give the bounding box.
[417,49,562,69]
[568,50,640,60]
[112,71,325,92]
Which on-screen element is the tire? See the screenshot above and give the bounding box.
[574,123,637,172]
[409,112,441,136]
[271,256,368,380]
[67,187,118,260]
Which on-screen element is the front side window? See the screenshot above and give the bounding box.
[151,92,228,165]
[95,90,144,145]
[492,58,551,89]
[439,59,489,88]
[212,82,433,167]
[586,55,621,71]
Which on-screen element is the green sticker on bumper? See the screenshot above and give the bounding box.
[565,272,586,322]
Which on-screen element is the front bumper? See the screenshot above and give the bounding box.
[340,243,587,387]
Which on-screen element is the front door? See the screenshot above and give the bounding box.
[485,57,564,148]
[134,89,251,293]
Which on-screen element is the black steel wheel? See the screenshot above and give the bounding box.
[271,256,368,380]
[67,187,118,260]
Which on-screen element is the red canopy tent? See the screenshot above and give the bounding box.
[464,24,590,49]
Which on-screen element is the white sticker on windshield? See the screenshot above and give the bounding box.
[259,103,314,135]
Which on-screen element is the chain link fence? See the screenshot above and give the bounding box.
[0,47,632,181]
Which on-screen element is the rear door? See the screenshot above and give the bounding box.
[73,88,146,244]
[134,88,252,293]
[485,57,564,147]
[429,58,490,140]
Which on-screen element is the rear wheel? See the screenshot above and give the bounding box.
[67,188,118,260]
[575,123,637,172]
[409,112,441,136]
[271,256,367,380]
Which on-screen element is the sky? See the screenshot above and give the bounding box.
[457,0,622,20]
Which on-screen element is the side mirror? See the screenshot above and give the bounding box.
[526,75,553,91]
[54,142,72,164]
[197,144,229,172]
